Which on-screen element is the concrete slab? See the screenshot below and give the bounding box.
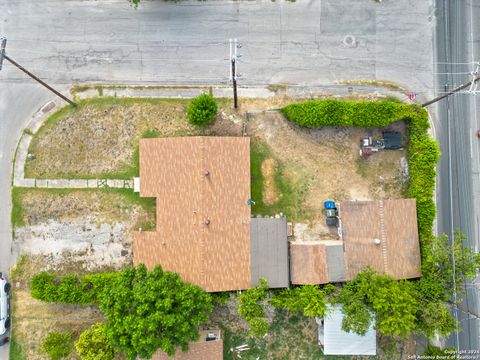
[14,178,35,187]
[47,179,70,188]
[27,101,57,134]
[87,179,98,188]
[35,179,48,188]
[106,179,125,188]
[69,179,88,188]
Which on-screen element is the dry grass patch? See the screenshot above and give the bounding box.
[11,289,103,360]
[13,188,154,230]
[26,98,202,179]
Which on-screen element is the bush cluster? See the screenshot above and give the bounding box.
[281,100,439,252]
[237,278,270,337]
[40,332,73,360]
[187,93,218,126]
[270,285,327,318]
[30,272,118,304]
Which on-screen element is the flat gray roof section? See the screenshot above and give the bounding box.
[250,217,289,288]
[322,305,376,356]
[326,244,346,282]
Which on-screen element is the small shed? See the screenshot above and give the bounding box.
[318,306,376,356]
[151,329,223,360]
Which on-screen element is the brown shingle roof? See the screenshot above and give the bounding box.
[151,330,223,360]
[133,137,251,292]
[290,241,329,284]
[339,199,421,280]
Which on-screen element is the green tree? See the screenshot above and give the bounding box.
[337,268,418,338]
[237,278,270,337]
[75,323,115,360]
[270,285,327,318]
[187,93,218,126]
[99,264,212,360]
[40,332,73,360]
[421,230,480,299]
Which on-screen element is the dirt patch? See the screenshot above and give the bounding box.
[247,112,407,225]
[13,189,155,272]
[261,158,279,205]
[12,289,103,360]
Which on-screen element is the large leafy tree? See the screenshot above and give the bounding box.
[420,230,480,299]
[337,268,418,338]
[414,230,480,337]
[99,264,213,360]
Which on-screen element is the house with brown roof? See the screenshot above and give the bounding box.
[133,137,289,292]
[151,330,223,360]
[339,199,421,280]
[290,199,421,284]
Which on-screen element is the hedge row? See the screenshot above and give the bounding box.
[31,272,118,304]
[281,100,440,253]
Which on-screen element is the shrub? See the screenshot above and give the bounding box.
[271,285,327,318]
[187,93,218,126]
[75,323,115,360]
[30,272,118,304]
[40,332,73,360]
[237,278,270,336]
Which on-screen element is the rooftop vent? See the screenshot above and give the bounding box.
[204,219,211,226]
[203,170,210,177]
[373,238,381,245]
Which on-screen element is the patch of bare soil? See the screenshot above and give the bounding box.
[12,289,103,360]
[14,190,154,272]
[261,158,279,205]
[247,112,407,226]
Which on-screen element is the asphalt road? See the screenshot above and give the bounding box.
[0,0,435,358]
[435,0,480,353]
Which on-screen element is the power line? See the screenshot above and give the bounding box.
[0,36,76,106]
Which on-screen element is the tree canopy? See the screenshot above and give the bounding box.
[337,268,418,338]
[99,264,213,359]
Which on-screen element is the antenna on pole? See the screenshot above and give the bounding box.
[229,38,240,109]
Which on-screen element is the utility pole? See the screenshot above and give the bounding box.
[229,38,241,109]
[422,62,480,107]
[0,37,76,106]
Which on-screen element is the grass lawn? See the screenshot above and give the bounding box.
[250,139,305,220]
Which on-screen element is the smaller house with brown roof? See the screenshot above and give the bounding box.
[151,330,223,360]
[290,199,421,284]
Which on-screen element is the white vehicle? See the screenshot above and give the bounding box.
[0,272,10,339]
